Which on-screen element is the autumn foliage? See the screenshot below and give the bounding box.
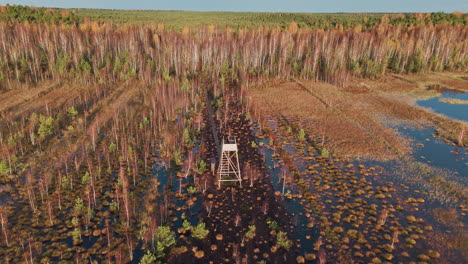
[0,22,466,88]
[0,12,467,262]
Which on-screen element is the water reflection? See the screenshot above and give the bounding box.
[417,86,468,122]
[397,125,467,177]
[426,85,465,95]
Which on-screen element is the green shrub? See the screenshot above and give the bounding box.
[72,227,81,241]
[0,161,9,177]
[192,222,209,240]
[71,216,79,227]
[109,200,118,211]
[74,197,85,214]
[78,58,92,75]
[109,142,117,152]
[67,106,78,119]
[187,186,198,195]
[61,175,70,190]
[56,53,72,75]
[197,159,207,174]
[251,141,257,148]
[298,129,306,140]
[87,207,94,218]
[321,148,329,158]
[155,226,176,259]
[267,220,278,230]
[245,225,256,239]
[407,49,426,73]
[172,151,183,166]
[37,115,55,138]
[81,172,90,185]
[181,219,192,233]
[139,250,157,264]
[276,231,292,250]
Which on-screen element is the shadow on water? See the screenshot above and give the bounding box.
[0,184,11,206]
[417,85,468,122]
[133,150,204,263]
[255,124,319,258]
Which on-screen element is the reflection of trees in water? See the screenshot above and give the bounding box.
[426,85,464,95]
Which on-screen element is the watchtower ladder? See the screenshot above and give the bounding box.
[217,137,242,188]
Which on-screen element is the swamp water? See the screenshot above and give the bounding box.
[397,125,467,177]
[253,115,467,263]
[417,86,468,122]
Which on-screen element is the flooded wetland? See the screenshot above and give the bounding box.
[250,73,467,263]
[0,6,467,263]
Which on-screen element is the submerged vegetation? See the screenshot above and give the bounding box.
[0,4,467,264]
[439,97,468,105]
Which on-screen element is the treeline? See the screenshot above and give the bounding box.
[387,12,467,26]
[389,12,468,26]
[74,8,468,30]
[0,5,80,25]
[2,5,467,30]
[263,12,468,30]
[0,22,466,88]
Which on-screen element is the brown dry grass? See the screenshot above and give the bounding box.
[84,81,140,136]
[0,81,59,112]
[439,98,468,105]
[249,73,468,161]
[398,72,468,92]
[0,81,97,121]
[355,73,468,93]
[6,80,141,178]
[250,81,409,160]
[350,73,468,146]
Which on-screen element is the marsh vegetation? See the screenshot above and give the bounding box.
[0,4,467,264]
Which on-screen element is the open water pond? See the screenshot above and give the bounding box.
[417,85,468,122]
[397,125,467,177]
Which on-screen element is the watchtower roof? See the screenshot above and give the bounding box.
[221,137,238,152]
[221,142,238,152]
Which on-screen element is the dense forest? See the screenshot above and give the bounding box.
[72,9,468,30]
[1,4,467,29]
[0,5,80,25]
[0,21,466,90]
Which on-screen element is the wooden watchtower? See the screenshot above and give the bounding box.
[217,137,242,188]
